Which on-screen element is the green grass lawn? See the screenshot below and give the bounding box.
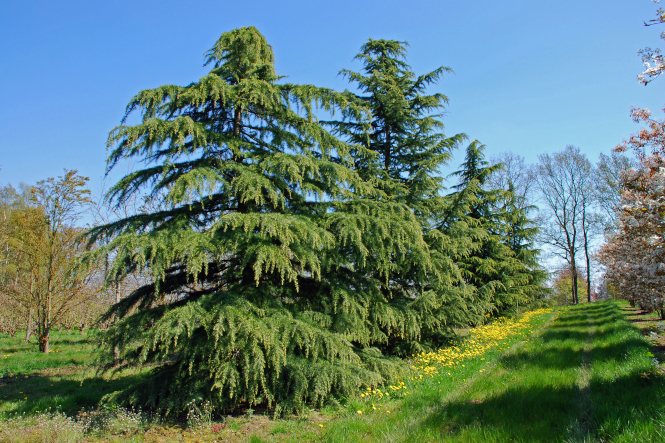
[1,301,663,442]
[1,329,97,376]
[0,330,141,417]
[311,301,665,443]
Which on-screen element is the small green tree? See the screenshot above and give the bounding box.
[1,171,93,352]
[553,270,588,306]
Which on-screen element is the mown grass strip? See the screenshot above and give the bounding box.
[310,302,665,443]
[309,308,558,443]
[587,302,665,442]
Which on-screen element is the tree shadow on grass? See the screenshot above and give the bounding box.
[46,336,94,346]
[535,308,626,340]
[556,306,612,323]
[423,384,579,442]
[418,369,664,443]
[500,346,584,372]
[411,303,665,442]
[536,327,592,342]
[497,336,644,375]
[590,370,665,440]
[0,370,143,415]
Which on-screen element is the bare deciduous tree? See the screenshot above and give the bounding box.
[595,152,636,230]
[487,151,537,208]
[536,146,597,304]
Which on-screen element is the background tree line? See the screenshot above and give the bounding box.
[487,147,634,306]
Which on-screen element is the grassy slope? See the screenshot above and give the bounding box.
[1,302,664,442]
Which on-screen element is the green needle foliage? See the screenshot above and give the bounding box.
[500,181,551,312]
[449,142,548,316]
[89,27,440,416]
[88,28,547,416]
[336,39,483,353]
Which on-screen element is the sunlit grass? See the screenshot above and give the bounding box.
[0,330,143,417]
[0,329,98,376]
[320,307,558,442]
[3,302,663,442]
[315,302,665,443]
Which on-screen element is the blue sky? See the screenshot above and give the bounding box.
[1,0,664,196]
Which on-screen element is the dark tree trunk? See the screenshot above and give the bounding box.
[570,256,579,305]
[232,104,248,214]
[113,282,121,363]
[385,129,391,171]
[38,328,50,353]
[582,207,592,303]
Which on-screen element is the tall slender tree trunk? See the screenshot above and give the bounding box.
[232,104,248,214]
[570,258,579,305]
[385,129,392,171]
[582,202,592,303]
[38,303,49,352]
[24,278,34,344]
[38,279,52,353]
[233,104,242,137]
[113,282,120,363]
[584,252,591,303]
[38,233,55,354]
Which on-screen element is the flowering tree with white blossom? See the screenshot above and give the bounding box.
[600,109,665,317]
[638,0,665,85]
[601,1,665,313]
[599,155,665,316]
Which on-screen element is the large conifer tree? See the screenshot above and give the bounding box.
[336,39,483,352]
[90,27,441,415]
[91,29,546,415]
